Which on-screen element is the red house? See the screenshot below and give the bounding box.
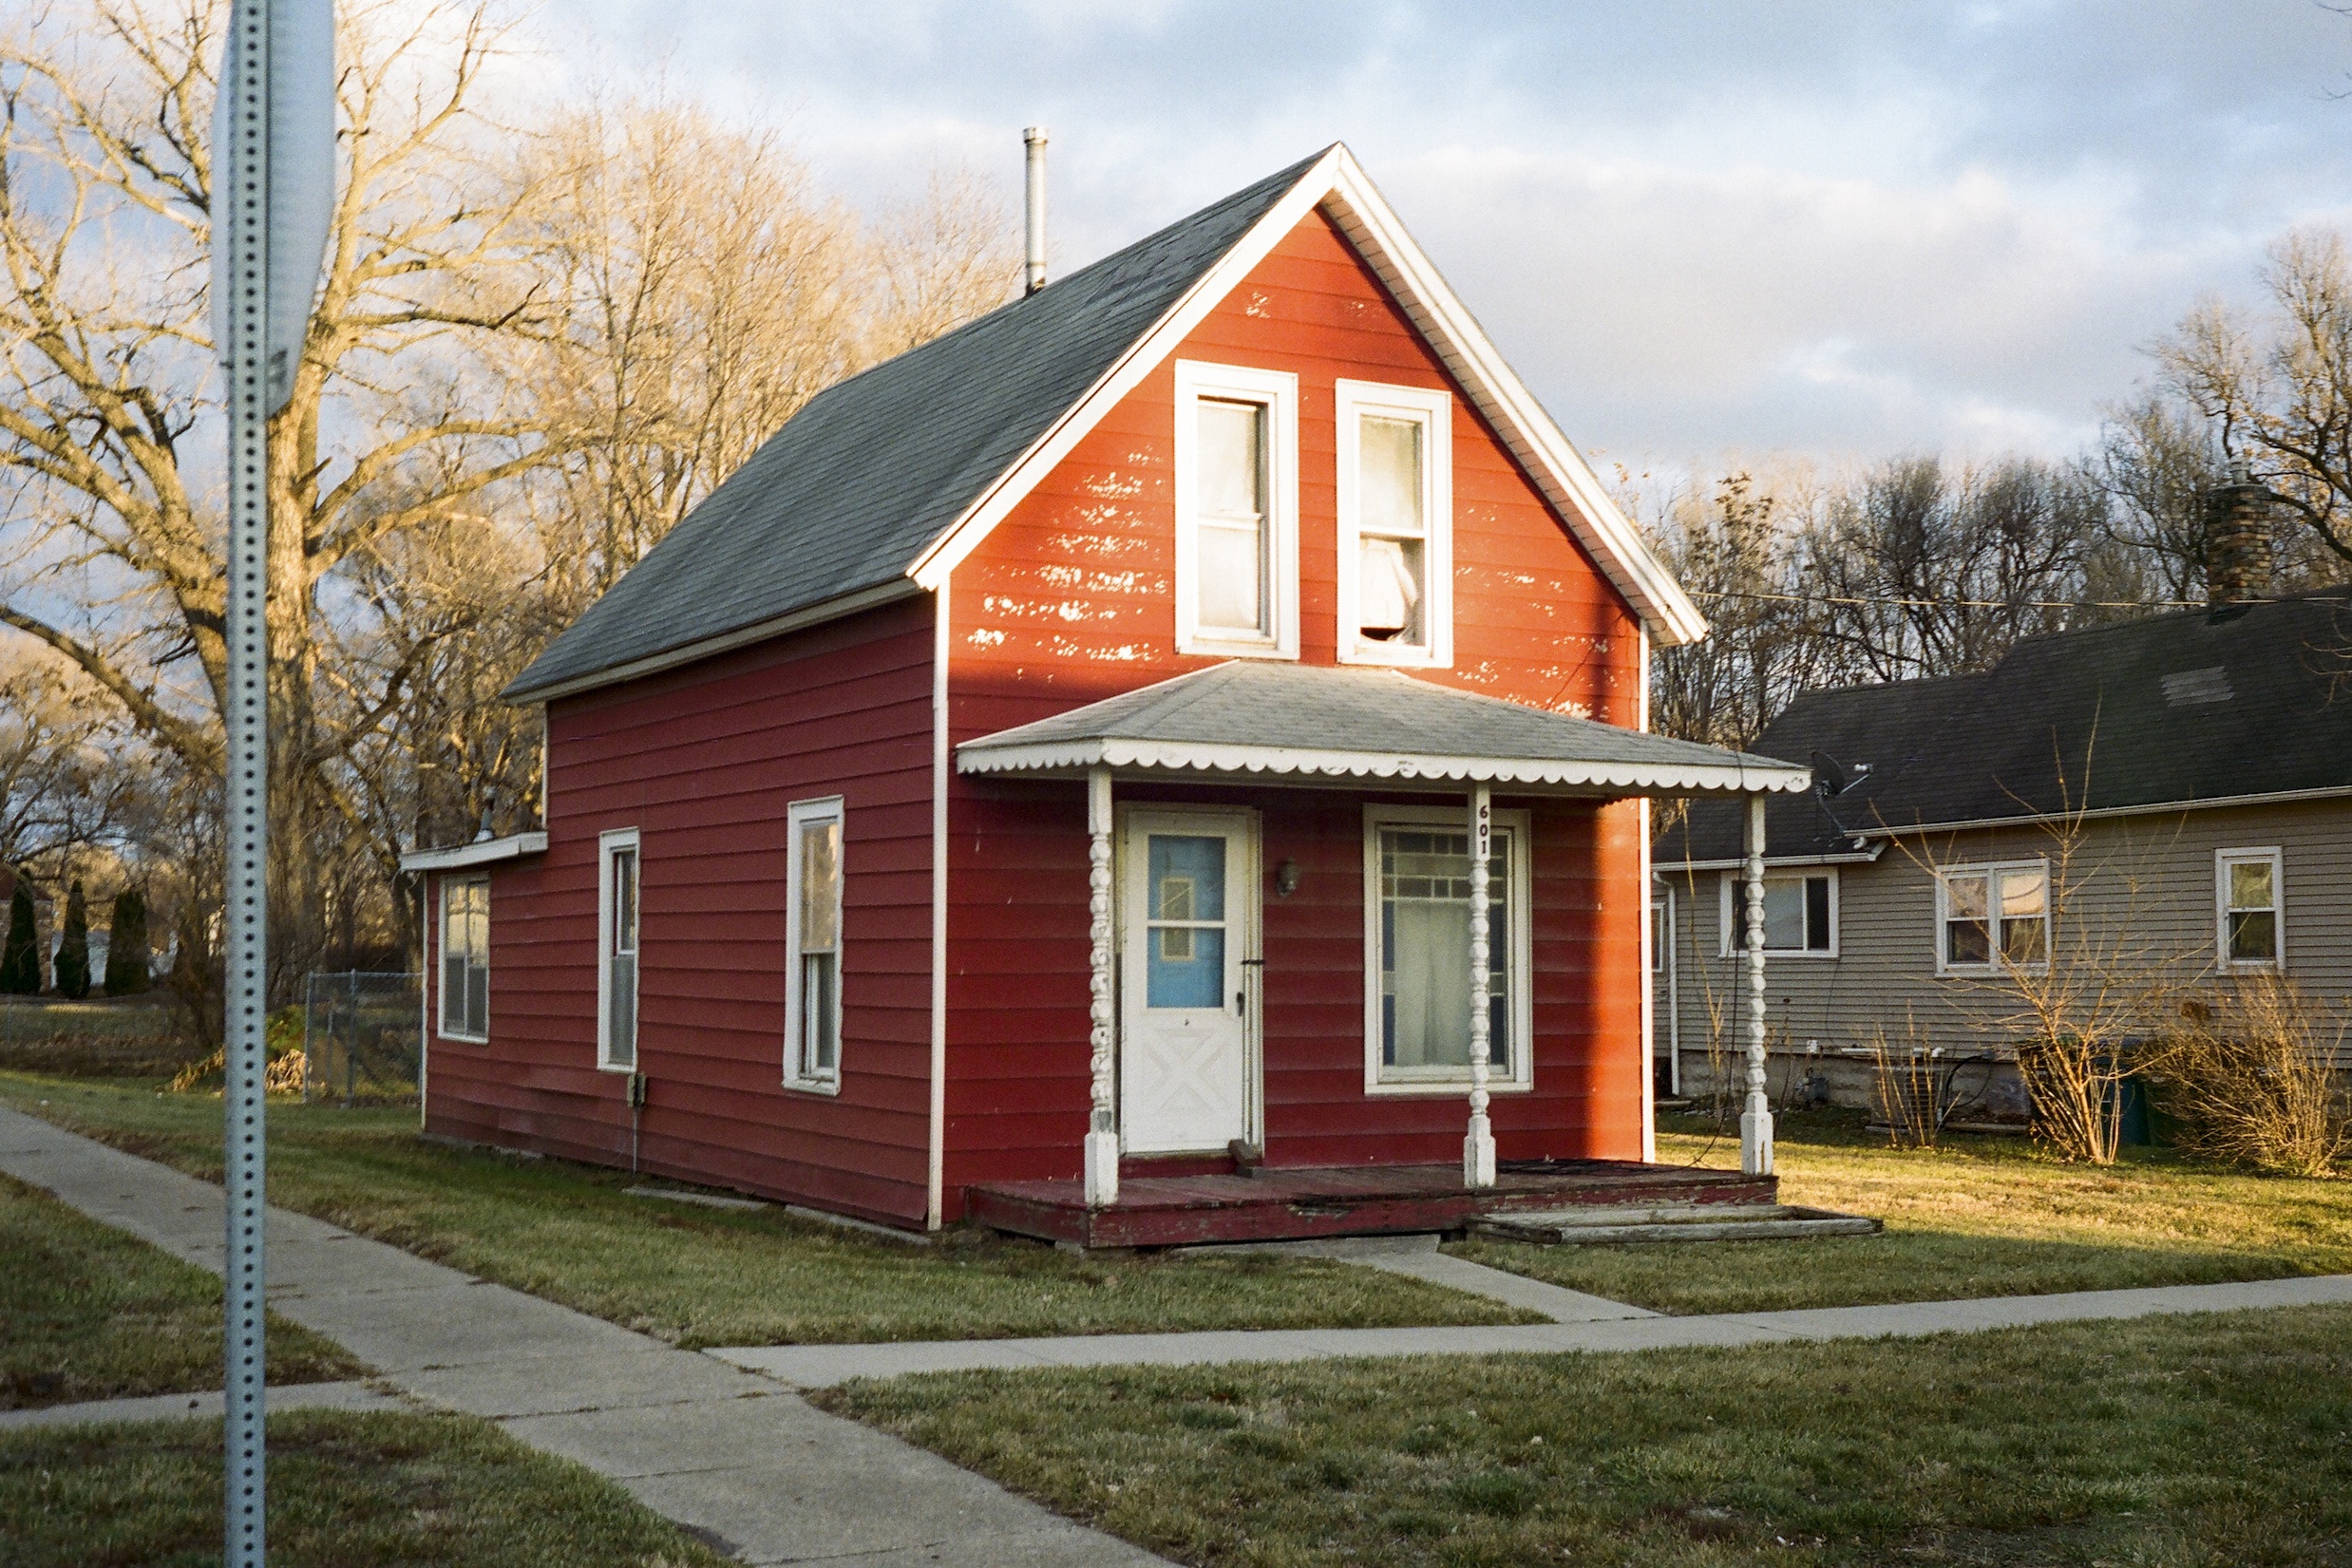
[404,145,1807,1243]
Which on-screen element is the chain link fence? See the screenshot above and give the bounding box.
[302,972,421,1105]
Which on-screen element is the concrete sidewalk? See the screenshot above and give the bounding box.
[0,1379,405,1432]
[706,1274,2352,1387]
[0,1106,1170,1567]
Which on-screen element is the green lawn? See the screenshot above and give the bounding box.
[0,1172,361,1408]
[1,1408,733,1568]
[0,997,196,1079]
[0,1073,1525,1346]
[1451,1111,2352,1314]
[823,1304,2352,1567]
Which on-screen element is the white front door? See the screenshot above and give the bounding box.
[1120,809,1258,1155]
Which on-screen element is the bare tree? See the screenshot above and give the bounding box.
[2157,226,2352,579]
[0,652,148,873]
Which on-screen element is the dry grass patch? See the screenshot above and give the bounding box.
[1451,1112,2352,1314]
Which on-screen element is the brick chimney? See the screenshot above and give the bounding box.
[2203,463,2274,610]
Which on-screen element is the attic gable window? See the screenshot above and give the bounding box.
[1174,361,1299,659]
[1337,380,1451,667]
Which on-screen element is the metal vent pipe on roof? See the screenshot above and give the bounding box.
[1023,125,1048,294]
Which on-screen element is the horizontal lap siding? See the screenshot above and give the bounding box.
[943,208,1646,1204]
[426,597,936,1227]
[1657,799,2352,1068]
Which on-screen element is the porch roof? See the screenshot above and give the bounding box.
[956,662,1809,797]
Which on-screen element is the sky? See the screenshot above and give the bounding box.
[531,0,2352,477]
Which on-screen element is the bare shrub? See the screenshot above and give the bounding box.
[1868,1031,1942,1149]
[2147,978,2350,1177]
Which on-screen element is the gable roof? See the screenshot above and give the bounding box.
[507,145,1704,705]
[958,661,1810,797]
[1662,587,2352,864]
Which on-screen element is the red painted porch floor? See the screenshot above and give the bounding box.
[966,1160,1776,1250]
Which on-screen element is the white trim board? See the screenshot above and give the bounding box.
[399,832,547,873]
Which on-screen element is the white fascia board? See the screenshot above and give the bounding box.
[1661,849,1884,872]
[908,147,1348,593]
[958,737,1810,796]
[507,580,922,707]
[399,832,548,873]
[1852,783,2352,841]
[905,144,1710,650]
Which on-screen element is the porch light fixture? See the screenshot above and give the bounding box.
[1273,858,1301,897]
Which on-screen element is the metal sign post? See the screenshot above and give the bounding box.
[211,4,334,1560]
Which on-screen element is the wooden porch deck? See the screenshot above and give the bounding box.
[966,1160,1776,1250]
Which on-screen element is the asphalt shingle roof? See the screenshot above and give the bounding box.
[958,661,1808,794]
[506,152,1328,703]
[1663,587,2352,862]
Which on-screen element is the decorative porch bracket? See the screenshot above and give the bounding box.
[1740,792,1774,1176]
[1084,765,1120,1207]
[1464,784,1497,1188]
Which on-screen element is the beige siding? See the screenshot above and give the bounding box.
[1653,798,2352,1086]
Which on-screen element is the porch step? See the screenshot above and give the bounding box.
[1471,1203,1881,1246]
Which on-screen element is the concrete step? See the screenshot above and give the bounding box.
[1471,1203,1882,1246]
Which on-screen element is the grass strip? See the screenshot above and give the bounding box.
[822,1302,2352,1567]
[0,1073,1527,1346]
[0,1407,733,1568]
[1451,1111,2352,1314]
[0,1173,361,1409]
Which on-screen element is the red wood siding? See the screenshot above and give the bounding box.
[424,596,937,1227]
[941,207,1648,1202]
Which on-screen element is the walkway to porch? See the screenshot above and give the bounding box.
[967,1160,1775,1250]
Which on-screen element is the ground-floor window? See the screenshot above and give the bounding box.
[438,876,489,1042]
[598,828,639,1070]
[2216,847,2283,970]
[1717,870,1836,956]
[1936,860,2047,973]
[1363,804,1532,1092]
[785,797,844,1090]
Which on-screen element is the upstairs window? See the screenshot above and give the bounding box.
[786,798,845,1090]
[598,829,639,1070]
[1174,361,1298,658]
[1938,860,2047,973]
[439,876,489,1042]
[1718,871,1835,957]
[2216,847,2283,970]
[1337,380,1451,666]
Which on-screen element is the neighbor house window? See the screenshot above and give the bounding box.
[1336,380,1451,665]
[1937,860,2047,973]
[785,798,844,1089]
[2216,847,2283,970]
[1363,805,1532,1093]
[597,829,640,1070]
[1718,872,1836,957]
[438,876,489,1042]
[1174,360,1299,658]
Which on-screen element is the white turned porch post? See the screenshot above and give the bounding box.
[1464,784,1497,1188]
[1740,791,1774,1176]
[1084,765,1119,1207]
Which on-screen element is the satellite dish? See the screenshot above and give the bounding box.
[209,0,337,412]
[1810,749,1851,798]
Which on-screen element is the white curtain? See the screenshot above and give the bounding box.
[1390,900,1470,1067]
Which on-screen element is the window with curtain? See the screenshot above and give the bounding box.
[1337,380,1451,665]
[787,798,844,1087]
[1939,860,2046,972]
[1369,817,1527,1086]
[1356,414,1426,645]
[1718,872,1835,955]
[439,876,488,1041]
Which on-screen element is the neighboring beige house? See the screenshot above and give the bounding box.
[1653,585,2352,1120]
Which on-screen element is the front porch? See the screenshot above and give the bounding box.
[967,1159,1775,1250]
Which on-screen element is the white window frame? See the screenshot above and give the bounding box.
[1717,869,1839,959]
[784,796,846,1093]
[1361,803,1534,1096]
[1173,360,1299,660]
[597,828,640,1072]
[2215,846,2285,972]
[437,875,490,1044]
[1335,379,1453,668]
[1934,859,2050,976]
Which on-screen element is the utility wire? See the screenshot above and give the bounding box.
[1684,587,2259,614]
